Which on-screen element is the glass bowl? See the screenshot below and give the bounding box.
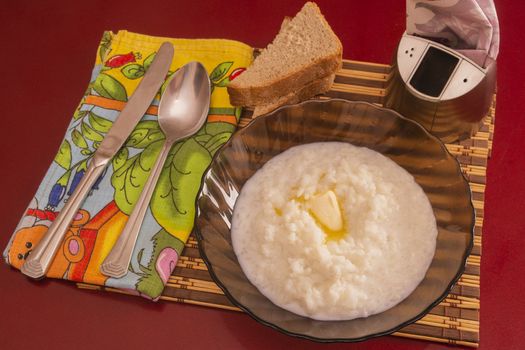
[195,99,474,342]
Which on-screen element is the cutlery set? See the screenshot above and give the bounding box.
[21,42,211,280]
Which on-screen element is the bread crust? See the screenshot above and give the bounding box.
[228,53,341,106]
[252,73,336,117]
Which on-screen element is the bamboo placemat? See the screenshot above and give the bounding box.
[79,58,493,348]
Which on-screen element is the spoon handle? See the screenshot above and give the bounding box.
[101,140,173,278]
[22,160,107,279]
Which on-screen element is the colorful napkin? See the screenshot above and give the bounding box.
[3,30,253,299]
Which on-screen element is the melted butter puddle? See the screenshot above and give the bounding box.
[308,210,347,242]
[275,191,348,242]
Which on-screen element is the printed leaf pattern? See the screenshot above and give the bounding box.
[110,121,234,236]
[54,140,72,170]
[88,112,113,133]
[205,121,236,135]
[81,122,104,142]
[56,170,72,186]
[151,138,211,235]
[143,53,156,71]
[160,71,175,97]
[112,147,129,171]
[111,140,164,215]
[98,31,112,62]
[71,129,88,149]
[93,73,128,101]
[209,61,233,82]
[121,64,145,80]
[204,132,232,154]
[49,110,114,207]
[125,121,165,148]
[216,77,230,87]
[73,109,88,121]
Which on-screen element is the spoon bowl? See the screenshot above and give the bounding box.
[159,62,212,141]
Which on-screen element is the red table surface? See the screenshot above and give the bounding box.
[1,1,524,349]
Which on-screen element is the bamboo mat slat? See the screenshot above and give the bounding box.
[78,58,493,348]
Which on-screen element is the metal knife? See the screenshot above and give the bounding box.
[21,42,174,279]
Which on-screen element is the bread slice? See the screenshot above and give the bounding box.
[252,73,335,117]
[228,2,342,107]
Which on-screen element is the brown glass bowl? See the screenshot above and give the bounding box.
[195,99,474,342]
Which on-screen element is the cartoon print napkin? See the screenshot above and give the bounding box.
[3,30,253,299]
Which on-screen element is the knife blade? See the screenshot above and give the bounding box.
[21,42,174,279]
[94,42,174,167]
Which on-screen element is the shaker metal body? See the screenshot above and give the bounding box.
[385,33,496,143]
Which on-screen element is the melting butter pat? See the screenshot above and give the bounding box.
[306,191,343,232]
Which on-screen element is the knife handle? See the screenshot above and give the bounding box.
[101,139,173,278]
[21,160,107,279]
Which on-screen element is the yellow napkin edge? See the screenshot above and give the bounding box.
[109,30,253,61]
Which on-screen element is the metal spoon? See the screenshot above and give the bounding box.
[100,61,211,278]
